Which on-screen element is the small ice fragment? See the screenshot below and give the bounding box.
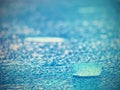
[73,63,102,77]
[79,7,95,13]
[25,37,66,43]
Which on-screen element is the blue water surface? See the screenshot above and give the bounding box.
[0,0,120,90]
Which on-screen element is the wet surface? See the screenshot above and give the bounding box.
[0,0,120,90]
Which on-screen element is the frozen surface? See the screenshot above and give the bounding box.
[0,0,120,90]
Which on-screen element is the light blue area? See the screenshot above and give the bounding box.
[73,63,102,77]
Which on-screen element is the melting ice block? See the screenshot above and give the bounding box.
[25,37,66,43]
[73,63,102,77]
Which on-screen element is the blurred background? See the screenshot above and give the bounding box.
[0,0,120,90]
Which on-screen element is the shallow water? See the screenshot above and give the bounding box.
[0,0,120,90]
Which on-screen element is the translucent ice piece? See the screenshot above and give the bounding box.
[73,63,102,77]
[25,37,66,43]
